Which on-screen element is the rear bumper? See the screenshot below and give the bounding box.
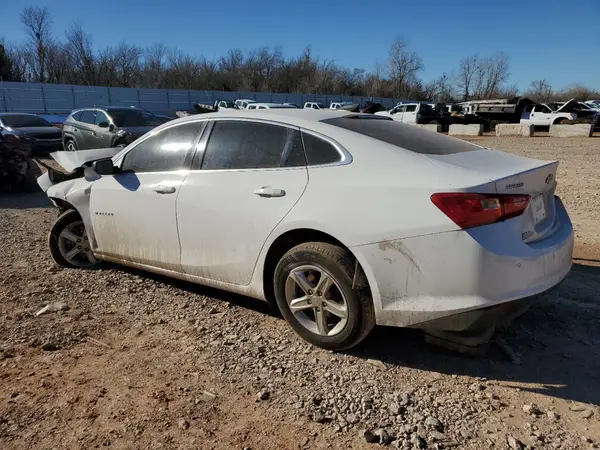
[351,196,573,330]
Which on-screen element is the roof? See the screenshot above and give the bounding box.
[158,109,359,130]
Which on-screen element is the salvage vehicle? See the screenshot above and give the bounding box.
[215,100,237,111]
[0,113,63,155]
[234,99,256,109]
[38,110,573,351]
[521,100,599,127]
[62,107,162,151]
[304,102,327,110]
[457,97,535,130]
[374,102,450,129]
[246,103,298,109]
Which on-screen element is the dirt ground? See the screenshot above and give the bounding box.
[1,136,599,450]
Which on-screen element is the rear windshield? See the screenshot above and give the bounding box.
[1,114,51,128]
[321,116,479,155]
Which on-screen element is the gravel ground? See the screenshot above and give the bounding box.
[1,136,599,450]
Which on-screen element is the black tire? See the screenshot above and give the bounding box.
[273,242,375,351]
[48,209,101,269]
[64,138,77,152]
[489,120,500,131]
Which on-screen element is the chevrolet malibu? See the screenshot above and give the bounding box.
[38,110,573,351]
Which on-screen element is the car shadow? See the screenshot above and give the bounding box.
[113,261,599,407]
[350,262,600,406]
[0,191,52,209]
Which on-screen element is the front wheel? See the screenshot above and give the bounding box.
[64,139,77,152]
[48,209,101,269]
[274,242,375,351]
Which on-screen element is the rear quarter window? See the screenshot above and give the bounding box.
[322,116,479,155]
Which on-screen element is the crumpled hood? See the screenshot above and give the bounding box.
[50,148,121,173]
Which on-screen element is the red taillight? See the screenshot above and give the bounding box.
[431,193,530,229]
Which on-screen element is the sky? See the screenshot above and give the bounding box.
[2,0,600,91]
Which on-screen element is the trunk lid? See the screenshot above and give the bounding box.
[425,149,559,243]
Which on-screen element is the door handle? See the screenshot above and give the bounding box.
[254,186,286,198]
[153,185,176,194]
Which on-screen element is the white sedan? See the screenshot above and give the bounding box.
[38,110,573,351]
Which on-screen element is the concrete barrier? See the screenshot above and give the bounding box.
[550,124,593,137]
[496,124,534,137]
[448,124,483,136]
[414,124,441,132]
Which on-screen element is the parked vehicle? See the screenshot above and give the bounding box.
[234,99,256,109]
[304,102,327,110]
[246,103,298,109]
[361,102,387,114]
[457,97,535,130]
[374,102,450,129]
[38,110,573,351]
[215,100,237,111]
[62,107,163,151]
[330,102,356,110]
[585,100,600,108]
[0,113,62,155]
[521,100,599,127]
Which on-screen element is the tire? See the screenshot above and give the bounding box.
[64,139,77,152]
[273,242,375,351]
[48,209,101,269]
[489,120,500,131]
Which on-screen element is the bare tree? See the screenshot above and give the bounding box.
[456,54,479,101]
[524,79,553,102]
[20,7,53,82]
[386,38,423,98]
[65,23,96,85]
[471,53,510,99]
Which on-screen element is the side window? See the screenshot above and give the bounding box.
[301,132,342,166]
[247,104,257,109]
[79,110,97,124]
[121,122,201,173]
[95,111,110,125]
[200,121,305,170]
[405,105,417,112]
[71,111,82,121]
[524,105,534,113]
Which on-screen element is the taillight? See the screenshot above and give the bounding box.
[431,193,530,229]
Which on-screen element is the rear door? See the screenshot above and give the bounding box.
[177,119,308,285]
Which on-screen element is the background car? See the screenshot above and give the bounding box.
[0,113,62,155]
[39,110,573,351]
[62,107,163,151]
[245,103,298,109]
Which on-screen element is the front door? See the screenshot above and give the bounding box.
[390,105,405,122]
[403,104,418,124]
[77,110,98,149]
[90,121,204,270]
[94,110,113,148]
[532,105,552,126]
[177,119,309,285]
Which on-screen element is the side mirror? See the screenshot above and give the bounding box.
[98,121,109,128]
[92,158,118,175]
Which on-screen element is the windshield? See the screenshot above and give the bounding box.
[1,114,51,128]
[322,115,478,155]
[109,110,162,127]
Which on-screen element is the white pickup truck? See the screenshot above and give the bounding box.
[520,103,576,126]
[374,102,448,127]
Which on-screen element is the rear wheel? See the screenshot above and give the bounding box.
[48,210,101,269]
[274,242,375,351]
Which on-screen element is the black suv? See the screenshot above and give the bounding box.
[62,107,163,151]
